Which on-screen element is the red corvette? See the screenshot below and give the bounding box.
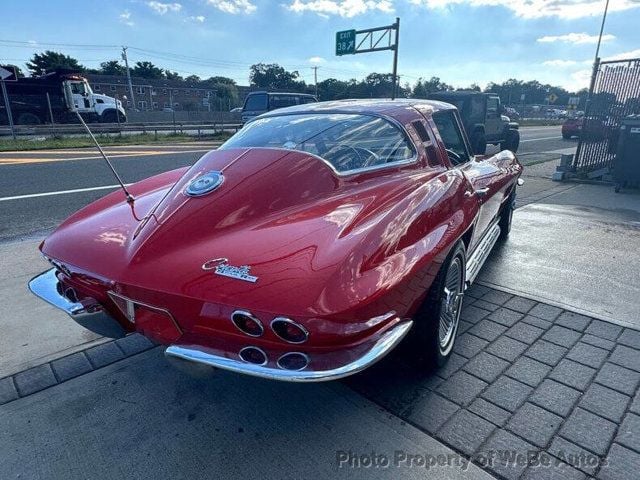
[29,100,522,381]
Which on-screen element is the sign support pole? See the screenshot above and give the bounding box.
[391,17,399,100]
[336,19,400,99]
[1,80,15,140]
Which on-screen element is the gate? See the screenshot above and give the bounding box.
[573,57,640,177]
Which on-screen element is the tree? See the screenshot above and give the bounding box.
[359,73,396,98]
[3,64,25,78]
[184,74,201,84]
[164,70,183,81]
[317,78,352,100]
[249,63,303,91]
[205,76,236,86]
[26,51,85,76]
[212,82,239,107]
[132,61,164,79]
[99,60,126,76]
[412,77,452,97]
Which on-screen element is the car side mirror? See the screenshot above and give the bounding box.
[63,83,77,112]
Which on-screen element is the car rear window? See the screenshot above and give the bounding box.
[220,113,416,174]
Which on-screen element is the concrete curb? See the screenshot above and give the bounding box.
[0,333,156,405]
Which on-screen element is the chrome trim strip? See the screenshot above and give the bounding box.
[231,310,264,337]
[270,317,310,344]
[28,268,126,339]
[466,223,501,286]
[165,320,413,383]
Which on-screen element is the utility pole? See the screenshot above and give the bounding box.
[311,66,319,99]
[576,0,610,164]
[121,46,136,111]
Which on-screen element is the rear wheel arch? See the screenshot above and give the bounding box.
[460,225,474,252]
[403,240,467,370]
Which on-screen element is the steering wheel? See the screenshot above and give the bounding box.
[352,146,380,168]
[445,148,463,165]
[324,144,364,171]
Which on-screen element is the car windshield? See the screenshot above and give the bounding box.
[220,113,415,173]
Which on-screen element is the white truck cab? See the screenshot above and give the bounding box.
[64,78,126,123]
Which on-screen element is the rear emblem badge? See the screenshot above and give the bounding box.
[202,258,258,283]
[185,171,224,196]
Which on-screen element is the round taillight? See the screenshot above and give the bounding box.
[231,310,264,337]
[271,318,309,344]
[277,352,310,371]
[239,346,267,365]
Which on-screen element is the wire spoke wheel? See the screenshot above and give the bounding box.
[438,257,463,355]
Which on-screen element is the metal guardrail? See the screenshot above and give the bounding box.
[0,121,243,138]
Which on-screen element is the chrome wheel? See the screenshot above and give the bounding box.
[438,257,464,355]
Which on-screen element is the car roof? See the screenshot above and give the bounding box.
[257,98,456,118]
[247,91,316,97]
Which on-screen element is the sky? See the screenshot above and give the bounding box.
[1,0,639,92]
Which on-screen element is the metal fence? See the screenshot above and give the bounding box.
[573,57,640,177]
[0,121,242,139]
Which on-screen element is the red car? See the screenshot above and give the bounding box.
[562,117,583,139]
[562,116,608,141]
[29,100,523,381]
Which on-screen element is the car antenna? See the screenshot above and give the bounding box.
[64,83,134,204]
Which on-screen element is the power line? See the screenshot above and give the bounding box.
[1,38,389,84]
[0,39,119,50]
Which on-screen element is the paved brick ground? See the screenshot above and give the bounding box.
[1,284,638,480]
[348,284,640,480]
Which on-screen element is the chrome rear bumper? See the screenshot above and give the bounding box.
[165,320,413,383]
[28,268,126,338]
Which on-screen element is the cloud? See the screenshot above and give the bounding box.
[287,0,394,18]
[543,59,593,67]
[147,2,182,14]
[308,56,326,64]
[208,0,257,14]
[537,32,615,44]
[603,49,640,61]
[571,69,592,87]
[411,0,640,20]
[542,59,579,67]
[188,15,206,22]
[119,10,135,26]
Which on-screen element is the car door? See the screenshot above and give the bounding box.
[431,109,504,250]
[68,81,93,112]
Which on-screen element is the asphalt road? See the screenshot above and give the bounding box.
[0,127,570,242]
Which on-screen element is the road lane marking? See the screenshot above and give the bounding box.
[0,184,133,202]
[0,149,212,165]
[520,136,562,142]
[0,144,221,155]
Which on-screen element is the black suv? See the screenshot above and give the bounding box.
[427,91,520,155]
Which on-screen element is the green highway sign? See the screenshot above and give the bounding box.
[336,29,356,56]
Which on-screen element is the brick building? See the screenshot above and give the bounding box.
[84,74,248,112]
